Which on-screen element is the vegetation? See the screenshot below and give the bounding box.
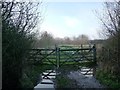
[96,1,120,88]
[56,74,78,88]
[55,64,80,89]
[2,1,42,88]
[34,31,90,48]
[55,62,95,89]
[2,0,120,89]
[20,64,54,88]
[96,70,120,88]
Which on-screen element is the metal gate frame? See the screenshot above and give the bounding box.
[55,44,96,68]
[27,44,96,68]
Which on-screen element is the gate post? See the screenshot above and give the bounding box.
[93,44,97,77]
[55,46,58,68]
[58,48,60,68]
[93,44,96,64]
[55,46,59,69]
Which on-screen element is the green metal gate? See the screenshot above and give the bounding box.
[27,44,96,68]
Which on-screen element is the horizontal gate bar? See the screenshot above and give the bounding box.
[60,48,93,51]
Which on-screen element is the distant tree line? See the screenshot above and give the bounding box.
[34,31,90,48]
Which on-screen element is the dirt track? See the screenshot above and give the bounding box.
[68,71,105,88]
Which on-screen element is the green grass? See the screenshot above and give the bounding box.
[59,44,93,49]
[96,70,120,88]
[43,60,95,67]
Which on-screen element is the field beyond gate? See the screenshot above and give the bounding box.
[27,44,96,67]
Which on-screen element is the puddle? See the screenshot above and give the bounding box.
[34,70,56,90]
[68,67,105,88]
[43,72,57,76]
[42,75,56,79]
[34,84,54,90]
[41,79,54,84]
[34,67,97,89]
[79,67,94,77]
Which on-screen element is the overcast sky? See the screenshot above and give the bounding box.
[39,2,105,40]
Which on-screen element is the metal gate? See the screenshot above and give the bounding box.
[27,44,96,68]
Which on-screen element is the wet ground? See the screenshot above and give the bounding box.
[34,70,56,90]
[34,67,106,89]
[57,66,106,89]
[68,71,105,88]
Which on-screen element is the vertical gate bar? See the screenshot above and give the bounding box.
[58,48,60,68]
[89,44,91,59]
[55,45,58,68]
[57,47,58,68]
[55,45,57,76]
[93,44,97,77]
[93,44,96,64]
[81,44,83,59]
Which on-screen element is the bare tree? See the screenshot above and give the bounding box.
[34,31,54,48]
[71,34,89,45]
[97,1,120,76]
[2,1,42,34]
[2,0,43,88]
[63,37,72,44]
[77,34,89,44]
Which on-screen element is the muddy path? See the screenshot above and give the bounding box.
[68,71,105,88]
[56,65,106,89]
